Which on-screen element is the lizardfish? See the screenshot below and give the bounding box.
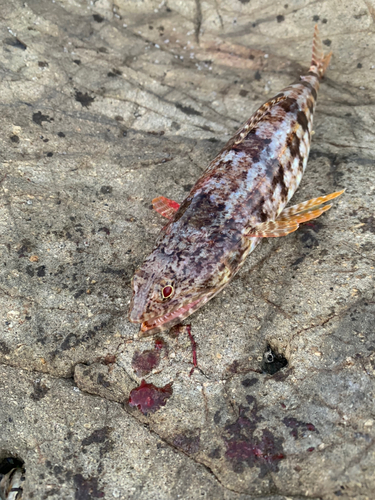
[129,26,343,336]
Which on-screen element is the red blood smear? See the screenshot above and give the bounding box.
[154,338,165,350]
[306,423,316,431]
[128,379,173,415]
[132,349,160,377]
[185,325,198,376]
[307,447,315,452]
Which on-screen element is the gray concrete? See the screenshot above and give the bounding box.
[1,0,375,498]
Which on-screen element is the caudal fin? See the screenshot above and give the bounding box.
[310,24,332,78]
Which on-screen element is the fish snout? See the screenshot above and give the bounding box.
[128,302,145,324]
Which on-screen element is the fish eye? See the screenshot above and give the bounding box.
[162,285,174,300]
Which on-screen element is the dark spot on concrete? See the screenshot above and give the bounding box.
[276,15,285,22]
[175,103,202,116]
[92,14,104,23]
[107,68,122,77]
[173,432,200,454]
[299,227,319,248]
[46,152,53,157]
[359,216,375,234]
[323,39,332,47]
[312,15,319,21]
[214,410,221,424]
[75,91,95,107]
[241,378,258,388]
[239,89,248,97]
[357,63,362,68]
[0,341,10,354]
[322,18,327,23]
[291,255,306,267]
[208,447,221,459]
[4,36,27,50]
[102,267,126,276]
[60,333,78,351]
[82,427,111,447]
[254,70,261,81]
[73,474,104,499]
[38,61,49,67]
[25,265,34,277]
[100,185,112,194]
[262,345,288,375]
[37,266,46,277]
[238,0,250,3]
[98,227,110,235]
[74,289,85,299]
[10,135,20,143]
[57,132,65,137]
[73,59,81,65]
[33,111,52,126]
[30,381,50,401]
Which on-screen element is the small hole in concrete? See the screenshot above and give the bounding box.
[0,456,25,499]
[261,344,288,375]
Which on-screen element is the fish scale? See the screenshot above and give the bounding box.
[129,26,343,336]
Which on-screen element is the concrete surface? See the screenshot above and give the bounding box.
[1,0,375,498]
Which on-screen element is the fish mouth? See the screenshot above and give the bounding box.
[137,296,209,336]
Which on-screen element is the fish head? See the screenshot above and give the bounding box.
[129,238,233,335]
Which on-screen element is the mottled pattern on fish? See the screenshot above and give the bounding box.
[129,27,341,335]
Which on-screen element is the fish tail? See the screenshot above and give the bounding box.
[310,24,332,78]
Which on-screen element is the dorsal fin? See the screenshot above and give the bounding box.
[232,95,287,147]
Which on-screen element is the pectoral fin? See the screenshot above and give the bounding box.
[152,196,180,219]
[249,221,299,238]
[247,189,344,238]
[277,190,344,221]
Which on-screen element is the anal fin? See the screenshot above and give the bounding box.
[247,189,344,238]
[152,196,180,219]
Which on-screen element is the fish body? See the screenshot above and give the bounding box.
[130,27,341,335]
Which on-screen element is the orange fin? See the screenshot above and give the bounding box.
[247,189,344,238]
[152,196,180,219]
[277,190,344,221]
[311,24,332,78]
[249,220,299,238]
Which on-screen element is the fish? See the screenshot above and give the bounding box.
[129,26,344,336]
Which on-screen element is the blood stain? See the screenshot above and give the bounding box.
[282,417,318,439]
[128,379,173,415]
[131,339,165,376]
[223,401,285,477]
